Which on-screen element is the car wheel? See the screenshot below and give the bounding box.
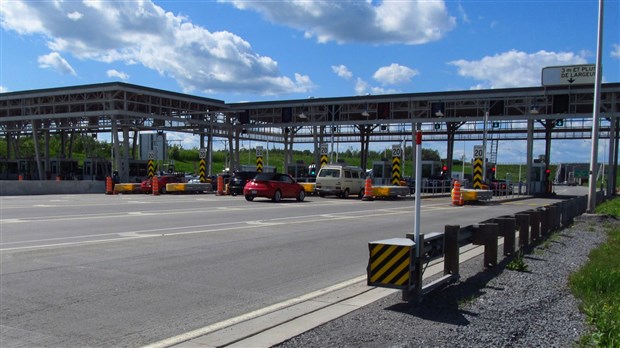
[319,192,326,198]
[231,191,237,196]
[245,195,254,201]
[359,188,365,199]
[342,189,349,199]
[273,190,282,202]
[297,190,305,202]
[161,186,167,194]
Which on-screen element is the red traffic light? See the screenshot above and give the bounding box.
[442,166,448,171]
[492,167,496,172]
[545,169,551,174]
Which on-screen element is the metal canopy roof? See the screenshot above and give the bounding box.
[1,81,619,144]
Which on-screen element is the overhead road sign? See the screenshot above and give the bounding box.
[542,64,595,86]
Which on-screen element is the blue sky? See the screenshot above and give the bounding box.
[1,0,619,165]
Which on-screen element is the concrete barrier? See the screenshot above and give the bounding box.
[0,180,105,196]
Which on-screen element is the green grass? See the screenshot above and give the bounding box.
[506,250,529,272]
[569,198,620,347]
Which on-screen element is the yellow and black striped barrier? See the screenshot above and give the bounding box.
[299,182,316,194]
[113,183,142,194]
[367,238,414,289]
[166,183,213,194]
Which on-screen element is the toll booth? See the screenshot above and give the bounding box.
[83,158,111,180]
[371,160,390,185]
[0,159,19,180]
[529,162,547,194]
[240,164,277,173]
[49,158,79,180]
[287,161,310,181]
[421,161,442,179]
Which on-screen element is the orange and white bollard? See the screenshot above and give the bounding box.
[152,176,160,196]
[362,177,374,201]
[451,180,463,206]
[216,175,225,196]
[105,176,114,195]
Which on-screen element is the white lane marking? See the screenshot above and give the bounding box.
[0,205,462,251]
[141,275,367,348]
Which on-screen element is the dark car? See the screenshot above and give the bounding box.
[229,171,259,196]
[243,173,305,202]
[140,174,184,194]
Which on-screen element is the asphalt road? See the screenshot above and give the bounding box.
[0,189,580,347]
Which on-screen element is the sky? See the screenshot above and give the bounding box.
[1,0,619,165]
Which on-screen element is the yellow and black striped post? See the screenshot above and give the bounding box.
[391,157,401,185]
[367,238,414,289]
[319,143,328,168]
[391,145,402,185]
[147,159,155,179]
[256,146,264,173]
[199,159,206,182]
[199,148,207,182]
[473,158,483,189]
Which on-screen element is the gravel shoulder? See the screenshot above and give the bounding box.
[277,215,616,348]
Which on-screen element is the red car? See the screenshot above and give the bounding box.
[243,173,306,202]
[140,174,183,194]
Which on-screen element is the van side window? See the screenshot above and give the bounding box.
[344,170,351,178]
[352,171,359,179]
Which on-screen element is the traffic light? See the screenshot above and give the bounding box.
[441,165,448,176]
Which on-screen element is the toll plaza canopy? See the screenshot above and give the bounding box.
[1,81,619,185]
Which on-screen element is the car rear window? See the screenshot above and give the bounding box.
[255,173,277,181]
[318,169,340,178]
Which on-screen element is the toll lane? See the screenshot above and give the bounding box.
[0,192,578,347]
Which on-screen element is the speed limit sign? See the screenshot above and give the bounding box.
[392,145,402,157]
[473,145,484,159]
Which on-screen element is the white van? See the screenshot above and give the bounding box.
[315,165,366,198]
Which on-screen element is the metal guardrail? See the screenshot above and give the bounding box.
[368,193,599,303]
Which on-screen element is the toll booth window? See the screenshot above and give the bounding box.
[344,170,351,178]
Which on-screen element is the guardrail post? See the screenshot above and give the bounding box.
[567,199,575,225]
[495,217,516,256]
[403,234,424,303]
[444,225,459,276]
[527,210,541,242]
[515,213,530,247]
[539,207,549,236]
[547,204,558,232]
[472,223,499,269]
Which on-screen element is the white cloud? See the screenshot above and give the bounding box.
[107,69,129,80]
[332,65,353,80]
[67,11,83,21]
[38,52,77,76]
[612,44,620,59]
[354,77,400,96]
[355,77,369,95]
[0,1,313,96]
[0,86,8,93]
[373,63,419,85]
[220,0,456,45]
[448,50,589,89]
